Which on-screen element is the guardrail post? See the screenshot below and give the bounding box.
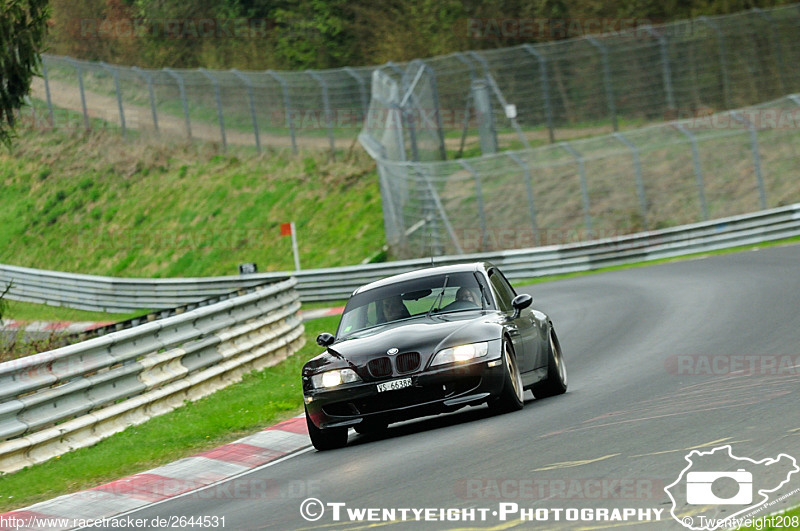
[132,67,159,134]
[752,8,787,95]
[612,132,648,230]
[697,17,731,109]
[458,160,489,251]
[507,152,540,246]
[522,44,555,143]
[559,142,594,238]
[467,51,531,149]
[199,69,227,151]
[307,71,336,159]
[641,27,676,113]
[231,69,261,154]
[164,68,191,140]
[66,58,90,130]
[585,37,618,132]
[266,70,297,154]
[41,59,55,127]
[99,62,126,138]
[674,123,709,221]
[732,112,767,211]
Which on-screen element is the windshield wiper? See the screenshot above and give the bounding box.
[426,275,449,318]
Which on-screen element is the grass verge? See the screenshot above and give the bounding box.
[1,299,139,323]
[0,315,338,513]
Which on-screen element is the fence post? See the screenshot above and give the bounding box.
[507,152,540,246]
[731,112,767,211]
[697,17,731,110]
[199,69,227,151]
[522,44,555,143]
[231,69,261,153]
[467,51,531,149]
[752,8,787,96]
[641,26,676,114]
[307,71,336,159]
[66,58,90,130]
[99,62,126,138]
[458,160,489,251]
[612,132,649,230]
[414,164,464,255]
[266,70,297,154]
[472,79,497,155]
[40,59,54,127]
[164,68,191,140]
[132,67,159,134]
[343,67,369,123]
[585,37,618,132]
[674,123,709,221]
[454,53,477,158]
[559,142,594,238]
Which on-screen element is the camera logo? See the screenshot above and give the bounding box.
[686,469,752,505]
[665,445,798,531]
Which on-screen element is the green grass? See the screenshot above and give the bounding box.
[0,123,385,278]
[1,299,140,322]
[0,314,338,513]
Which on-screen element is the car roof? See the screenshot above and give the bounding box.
[352,262,494,295]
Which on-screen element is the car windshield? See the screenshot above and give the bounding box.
[337,271,489,339]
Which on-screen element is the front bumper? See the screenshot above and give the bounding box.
[304,355,506,430]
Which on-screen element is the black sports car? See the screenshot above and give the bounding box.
[301,262,567,450]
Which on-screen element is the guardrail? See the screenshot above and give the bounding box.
[0,278,303,474]
[1,203,799,312]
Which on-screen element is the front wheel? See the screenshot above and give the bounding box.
[531,327,568,399]
[305,407,348,451]
[489,339,524,414]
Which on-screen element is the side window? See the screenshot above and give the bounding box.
[488,269,516,312]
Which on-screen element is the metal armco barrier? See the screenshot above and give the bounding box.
[1,204,799,311]
[0,278,304,474]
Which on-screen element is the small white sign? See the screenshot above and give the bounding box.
[505,104,517,119]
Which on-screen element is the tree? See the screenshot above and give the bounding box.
[0,0,49,146]
[0,281,11,322]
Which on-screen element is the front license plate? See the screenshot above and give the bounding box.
[377,378,412,393]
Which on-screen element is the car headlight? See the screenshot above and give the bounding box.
[311,368,362,389]
[430,341,489,367]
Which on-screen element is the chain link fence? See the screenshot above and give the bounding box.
[374,95,800,257]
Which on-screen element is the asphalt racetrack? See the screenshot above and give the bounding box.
[92,244,800,530]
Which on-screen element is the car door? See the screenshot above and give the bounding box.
[488,268,541,374]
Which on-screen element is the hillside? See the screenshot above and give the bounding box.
[0,126,385,278]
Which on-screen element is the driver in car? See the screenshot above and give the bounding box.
[381,295,410,322]
[455,287,481,306]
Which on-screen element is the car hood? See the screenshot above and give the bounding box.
[327,311,501,365]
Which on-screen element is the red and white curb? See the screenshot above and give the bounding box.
[0,320,115,335]
[0,416,310,531]
[298,307,344,322]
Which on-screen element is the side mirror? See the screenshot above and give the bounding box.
[511,294,533,319]
[316,333,335,347]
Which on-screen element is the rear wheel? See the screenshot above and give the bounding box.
[305,407,348,451]
[531,327,568,399]
[490,339,524,413]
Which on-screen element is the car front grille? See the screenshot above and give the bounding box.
[396,352,420,374]
[367,357,392,378]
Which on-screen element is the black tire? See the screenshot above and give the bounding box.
[489,339,524,414]
[531,326,568,399]
[353,420,388,435]
[305,408,348,451]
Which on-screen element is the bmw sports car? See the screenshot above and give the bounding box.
[301,262,567,450]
